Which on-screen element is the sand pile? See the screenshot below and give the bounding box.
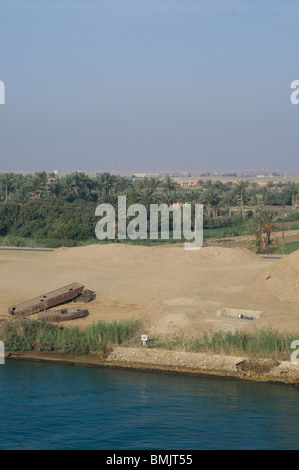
[50,243,173,267]
[50,244,259,267]
[189,246,259,264]
[257,250,299,303]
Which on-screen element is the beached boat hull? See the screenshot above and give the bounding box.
[8,283,85,317]
[38,307,88,322]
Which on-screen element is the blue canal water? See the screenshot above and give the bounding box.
[0,360,299,450]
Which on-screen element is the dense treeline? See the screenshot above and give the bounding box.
[0,171,298,248]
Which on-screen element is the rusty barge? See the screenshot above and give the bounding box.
[8,283,85,317]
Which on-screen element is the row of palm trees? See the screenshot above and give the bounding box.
[0,172,182,204]
[0,172,298,218]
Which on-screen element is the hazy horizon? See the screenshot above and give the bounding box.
[1,0,299,173]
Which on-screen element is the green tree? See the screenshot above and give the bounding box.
[201,188,220,218]
[221,190,235,217]
[235,181,249,218]
[11,187,30,207]
[97,172,116,197]
[26,176,45,199]
[247,210,278,253]
[47,178,64,199]
[161,176,180,193]
[286,182,298,207]
[0,173,14,203]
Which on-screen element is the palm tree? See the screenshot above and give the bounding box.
[258,210,277,248]
[197,179,205,189]
[26,176,44,199]
[155,189,181,207]
[235,181,249,218]
[247,210,277,253]
[213,196,222,217]
[47,178,64,199]
[34,171,48,186]
[11,187,30,207]
[0,173,14,203]
[260,185,269,205]
[70,172,93,200]
[134,187,156,208]
[202,179,213,190]
[97,172,116,197]
[276,181,285,189]
[266,181,275,190]
[147,176,162,192]
[286,182,298,207]
[213,180,225,192]
[113,175,133,194]
[201,188,219,218]
[161,176,180,193]
[63,176,77,200]
[250,181,258,192]
[185,189,202,205]
[248,189,259,216]
[221,190,235,217]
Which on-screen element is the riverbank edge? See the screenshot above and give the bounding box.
[5,346,299,386]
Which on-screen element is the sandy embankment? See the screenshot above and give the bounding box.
[1,243,299,335]
[1,244,299,383]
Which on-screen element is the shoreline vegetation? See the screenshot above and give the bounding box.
[2,318,299,386]
[1,172,299,384]
[0,172,299,254]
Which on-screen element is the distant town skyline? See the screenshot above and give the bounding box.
[0,0,299,172]
[0,167,295,178]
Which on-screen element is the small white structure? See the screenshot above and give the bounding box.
[217,308,264,320]
[141,335,148,347]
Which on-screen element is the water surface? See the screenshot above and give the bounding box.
[0,360,298,450]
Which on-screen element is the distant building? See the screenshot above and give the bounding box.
[131,173,146,179]
[131,173,161,179]
[179,181,196,188]
[53,169,100,178]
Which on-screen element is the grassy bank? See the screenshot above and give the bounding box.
[1,318,298,363]
[0,318,142,355]
[150,328,298,362]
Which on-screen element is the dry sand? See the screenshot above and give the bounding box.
[1,244,299,336]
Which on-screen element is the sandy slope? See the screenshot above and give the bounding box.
[1,244,299,336]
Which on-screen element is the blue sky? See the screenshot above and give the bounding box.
[0,0,299,173]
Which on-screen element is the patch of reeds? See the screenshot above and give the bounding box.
[1,319,298,362]
[0,318,142,355]
[150,327,299,361]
